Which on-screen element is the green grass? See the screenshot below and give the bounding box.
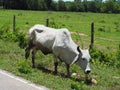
[0,10,120,49]
[0,40,120,90]
[0,10,120,90]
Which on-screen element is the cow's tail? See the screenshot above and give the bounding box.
[25,29,43,59]
[25,40,35,59]
[25,29,37,59]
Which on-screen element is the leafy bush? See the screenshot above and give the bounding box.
[14,31,27,49]
[0,24,16,40]
[17,60,32,74]
[90,47,119,67]
[98,26,105,32]
[49,18,65,29]
[0,25,27,48]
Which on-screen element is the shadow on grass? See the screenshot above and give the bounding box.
[36,64,86,83]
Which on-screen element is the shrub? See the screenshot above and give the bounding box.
[14,31,27,49]
[0,24,16,40]
[0,25,27,49]
[98,26,105,32]
[49,18,64,29]
[17,60,32,74]
[90,47,118,67]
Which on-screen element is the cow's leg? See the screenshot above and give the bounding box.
[66,63,70,77]
[54,56,58,74]
[31,48,37,68]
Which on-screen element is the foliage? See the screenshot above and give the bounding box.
[17,60,32,74]
[116,46,120,68]
[0,24,16,41]
[71,82,86,90]
[0,10,120,89]
[2,0,120,13]
[90,47,120,68]
[114,22,120,32]
[14,31,27,49]
[98,26,105,32]
[58,0,67,11]
[0,24,27,49]
[0,40,120,90]
[49,19,63,28]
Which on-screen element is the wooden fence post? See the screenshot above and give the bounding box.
[13,15,16,32]
[91,22,94,47]
[46,18,49,27]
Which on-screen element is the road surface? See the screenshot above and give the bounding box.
[0,70,49,90]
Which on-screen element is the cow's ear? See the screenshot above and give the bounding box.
[77,46,82,54]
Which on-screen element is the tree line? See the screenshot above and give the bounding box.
[1,0,120,13]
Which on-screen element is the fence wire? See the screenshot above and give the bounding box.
[0,15,119,49]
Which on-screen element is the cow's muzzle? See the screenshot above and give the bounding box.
[85,69,91,74]
[85,70,91,74]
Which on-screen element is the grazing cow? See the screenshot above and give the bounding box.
[25,24,91,76]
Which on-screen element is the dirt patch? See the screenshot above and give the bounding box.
[113,76,120,79]
[70,32,88,37]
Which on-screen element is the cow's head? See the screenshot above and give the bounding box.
[76,46,91,74]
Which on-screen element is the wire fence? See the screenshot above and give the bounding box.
[0,15,119,49]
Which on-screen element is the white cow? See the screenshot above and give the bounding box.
[25,24,91,76]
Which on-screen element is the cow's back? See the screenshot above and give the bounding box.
[29,24,56,54]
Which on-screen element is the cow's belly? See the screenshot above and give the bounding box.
[35,42,52,55]
[53,46,78,64]
[35,33,56,54]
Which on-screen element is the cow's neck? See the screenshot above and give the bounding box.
[71,46,82,64]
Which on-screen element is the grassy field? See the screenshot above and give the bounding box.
[0,10,120,49]
[0,10,120,90]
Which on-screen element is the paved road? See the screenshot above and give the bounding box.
[0,70,49,90]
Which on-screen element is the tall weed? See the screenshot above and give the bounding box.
[0,24,16,40]
[90,47,119,68]
[14,30,27,49]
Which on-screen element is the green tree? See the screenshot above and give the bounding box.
[105,1,114,13]
[44,0,52,10]
[113,2,120,13]
[87,1,102,12]
[58,0,67,11]
[4,0,28,9]
[8,0,28,9]
[74,0,82,11]
[51,1,57,11]
[38,0,47,10]
[67,2,77,11]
